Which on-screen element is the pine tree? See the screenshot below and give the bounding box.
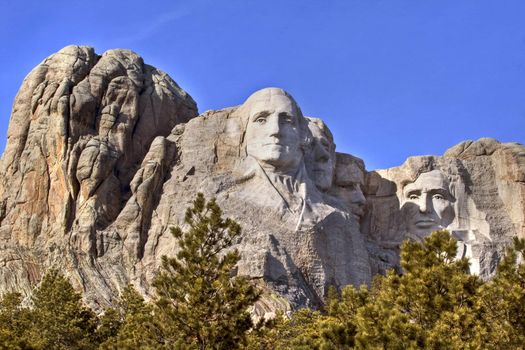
[475,237,525,349]
[278,230,483,349]
[321,284,370,349]
[0,292,34,350]
[151,193,260,349]
[352,230,482,349]
[245,230,525,348]
[26,269,98,350]
[245,309,328,350]
[98,285,161,349]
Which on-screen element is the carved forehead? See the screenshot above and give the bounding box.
[243,88,302,117]
[404,170,450,193]
[307,117,334,144]
[347,163,365,184]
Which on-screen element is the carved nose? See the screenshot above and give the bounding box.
[316,152,329,163]
[419,195,429,213]
[267,116,281,136]
[315,146,330,162]
[351,187,366,205]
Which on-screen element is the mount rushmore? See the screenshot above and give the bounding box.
[0,46,523,313]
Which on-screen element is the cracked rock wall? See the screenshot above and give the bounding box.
[0,46,523,315]
[0,46,197,304]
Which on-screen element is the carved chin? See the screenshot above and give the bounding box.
[313,175,332,191]
[265,147,289,160]
[409,223,441,238]
[250,145,302,169]
[262,155,299,169]
[350,205,364,218]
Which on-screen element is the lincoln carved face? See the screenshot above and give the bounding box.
[244,88,303,174]
[306,118,335,191]
[401,170,455,240]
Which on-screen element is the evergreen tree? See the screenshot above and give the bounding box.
[352,230,482,349]
[272,230,483,350]
[320,284,370,349]
[0,292,34,350]
[151,193,260,349]
[475,237,525,349]
[245,309,329,350]
[27,269,98,350]
[99,285,161,349]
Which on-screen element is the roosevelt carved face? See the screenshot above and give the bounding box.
[333,156,366,220]
[347,174,366,220]
[306,118,335,191]
[245,88,303,174]
[401,170,455,240]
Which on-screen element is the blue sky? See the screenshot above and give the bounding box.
[1,0,524,170]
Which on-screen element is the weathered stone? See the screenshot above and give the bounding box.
[0,46,197,303]
[0,47,523,316]
[137,88,372,309]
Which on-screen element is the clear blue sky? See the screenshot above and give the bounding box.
[1,0,524,170]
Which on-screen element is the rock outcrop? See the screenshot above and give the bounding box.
[363,138,525,277]
[0,46,523,314]
[0,46,197,305]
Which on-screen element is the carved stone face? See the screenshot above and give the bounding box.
[245,89,303,174]
[333,155,366,219]
[401,170,455,240]
[347,173,366,220]
[306,119,335,191]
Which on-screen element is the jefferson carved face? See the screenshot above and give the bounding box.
[401,170,455,240]
[306,118,335,191]
[244,88,303,173]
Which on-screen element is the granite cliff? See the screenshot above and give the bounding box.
[0,46,523,315]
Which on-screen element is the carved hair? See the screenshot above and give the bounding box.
[305,117,336,153]
[399,157,470,203]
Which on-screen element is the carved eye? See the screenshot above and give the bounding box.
[255,117,266,124]
[408,194,419,200]
[433,194,445,200]
[321,140,331,151]
[279,113,293,124]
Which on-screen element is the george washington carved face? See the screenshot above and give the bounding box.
[244,88,304,174]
